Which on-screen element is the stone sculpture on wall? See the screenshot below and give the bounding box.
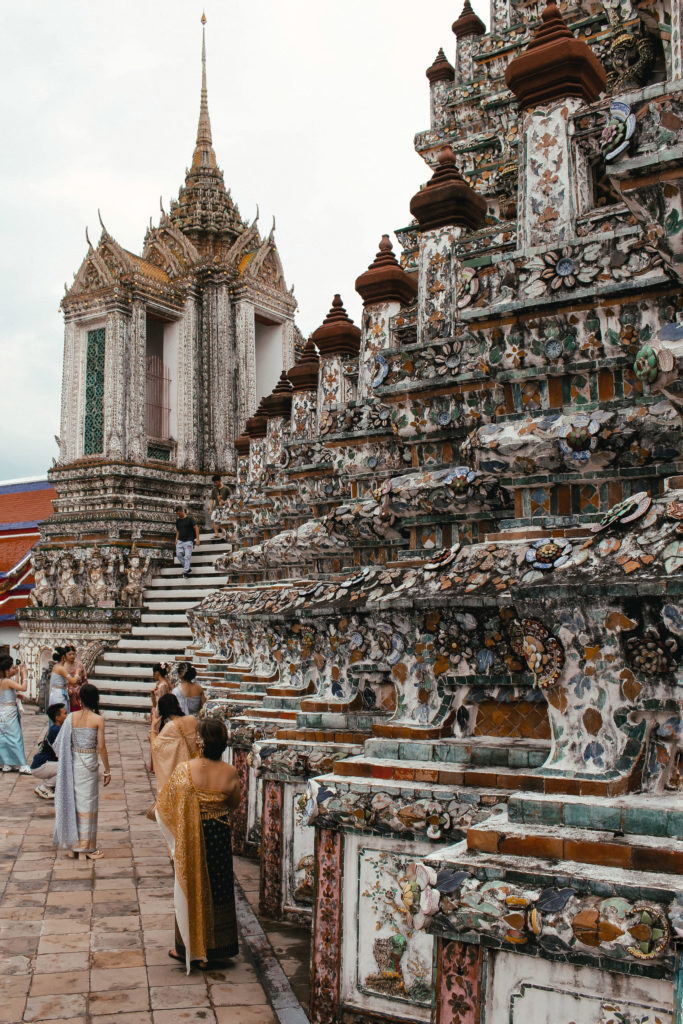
[119,550,152,607]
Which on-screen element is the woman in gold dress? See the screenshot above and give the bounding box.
[150,693,199,792]
[156,718,241,971]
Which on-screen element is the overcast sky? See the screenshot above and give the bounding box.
[0,0,488,481]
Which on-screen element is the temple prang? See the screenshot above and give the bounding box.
[18,0,683,1020]
[17,18,299,692]
[189,0,683,1020]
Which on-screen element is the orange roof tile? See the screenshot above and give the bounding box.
[0,486,55,527]
[0,534,38,573]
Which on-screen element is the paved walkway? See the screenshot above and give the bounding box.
[0,709,308,1024]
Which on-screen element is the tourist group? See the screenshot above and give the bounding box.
[0,650,241,972]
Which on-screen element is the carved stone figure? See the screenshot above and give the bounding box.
[30,560,55,607]
[56,555,83,606]
[85,552,113,605]
[119,551,151,607]
[607,26,656,93]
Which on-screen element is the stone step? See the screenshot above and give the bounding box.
[507,791,683,839]
[117,638,189,651]
[101,651,185,666]
[330,757,628,798]
[252,708,298,720]
[92,663,165,678]
[93,678,154,693]
[362,737,550,771]
[142,600,205,611]
[90,527,228,719]
[129,625,193,637]
[147,575,221,588]
[143,587,215,599]
[99,693,151,709]
[277,728,369,744]
[467,813,683,875]
[140,614,190,624]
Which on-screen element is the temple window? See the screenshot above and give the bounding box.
[591,155,621,208]
[255,313,283,402]
[145,314,178,458]
[83,327,105,455]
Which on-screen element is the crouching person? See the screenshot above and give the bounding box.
[32,704,66,799]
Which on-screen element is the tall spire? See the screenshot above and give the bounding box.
[169,12,245,251]
[193,13,217,170]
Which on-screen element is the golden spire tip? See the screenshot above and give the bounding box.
[201,11,206,25]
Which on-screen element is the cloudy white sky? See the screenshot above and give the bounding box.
[0,0,488,480]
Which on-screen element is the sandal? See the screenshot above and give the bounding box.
[83,849,104,860]
[168,949,185,963]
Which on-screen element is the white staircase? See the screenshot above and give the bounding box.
[91,533,228,719]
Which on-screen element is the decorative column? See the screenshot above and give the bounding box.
[505,3,606,248]
[426,49,455,128]
[452,0,486,84]
[409,145,486,346]
[490,0,509,35]
[231,748,250,855]
[103,307,129,459]
[245,400,268,486]
[311,295,361,427]
[282,318,296,371]
[309,828,344,1024]
[175,292,200,469]
[236,298,256,430]
[234,433,251,493]
[59,318,78,464]
[126,299,147,462]
[355,235,417,401]
[435,940,483,1024]
[673,0,683,83]
[259,780,284,919]
[207,278,235,471]
[262,371,293,480]
[287,338,320,439]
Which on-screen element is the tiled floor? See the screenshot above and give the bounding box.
[0,708,308,1024]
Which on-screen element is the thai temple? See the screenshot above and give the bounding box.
[17,16,298,694]
[18,0,683,1020]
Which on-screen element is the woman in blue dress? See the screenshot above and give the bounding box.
[0,655,31,774]
[173,664,205,716]
[48,646,79,710]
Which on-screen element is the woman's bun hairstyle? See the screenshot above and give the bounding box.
[178,663,197,683]
[52,645,75,661]
[198,718,228,760]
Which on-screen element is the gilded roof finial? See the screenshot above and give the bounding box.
[192,11,217,169]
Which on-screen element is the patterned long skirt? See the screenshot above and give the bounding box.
[174,815,239,963]
[0,701,26,767]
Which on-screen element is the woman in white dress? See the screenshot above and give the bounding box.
[53,683,111,860]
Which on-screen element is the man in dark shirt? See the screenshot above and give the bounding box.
[32,703,66,799]
[175,506,200,578]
